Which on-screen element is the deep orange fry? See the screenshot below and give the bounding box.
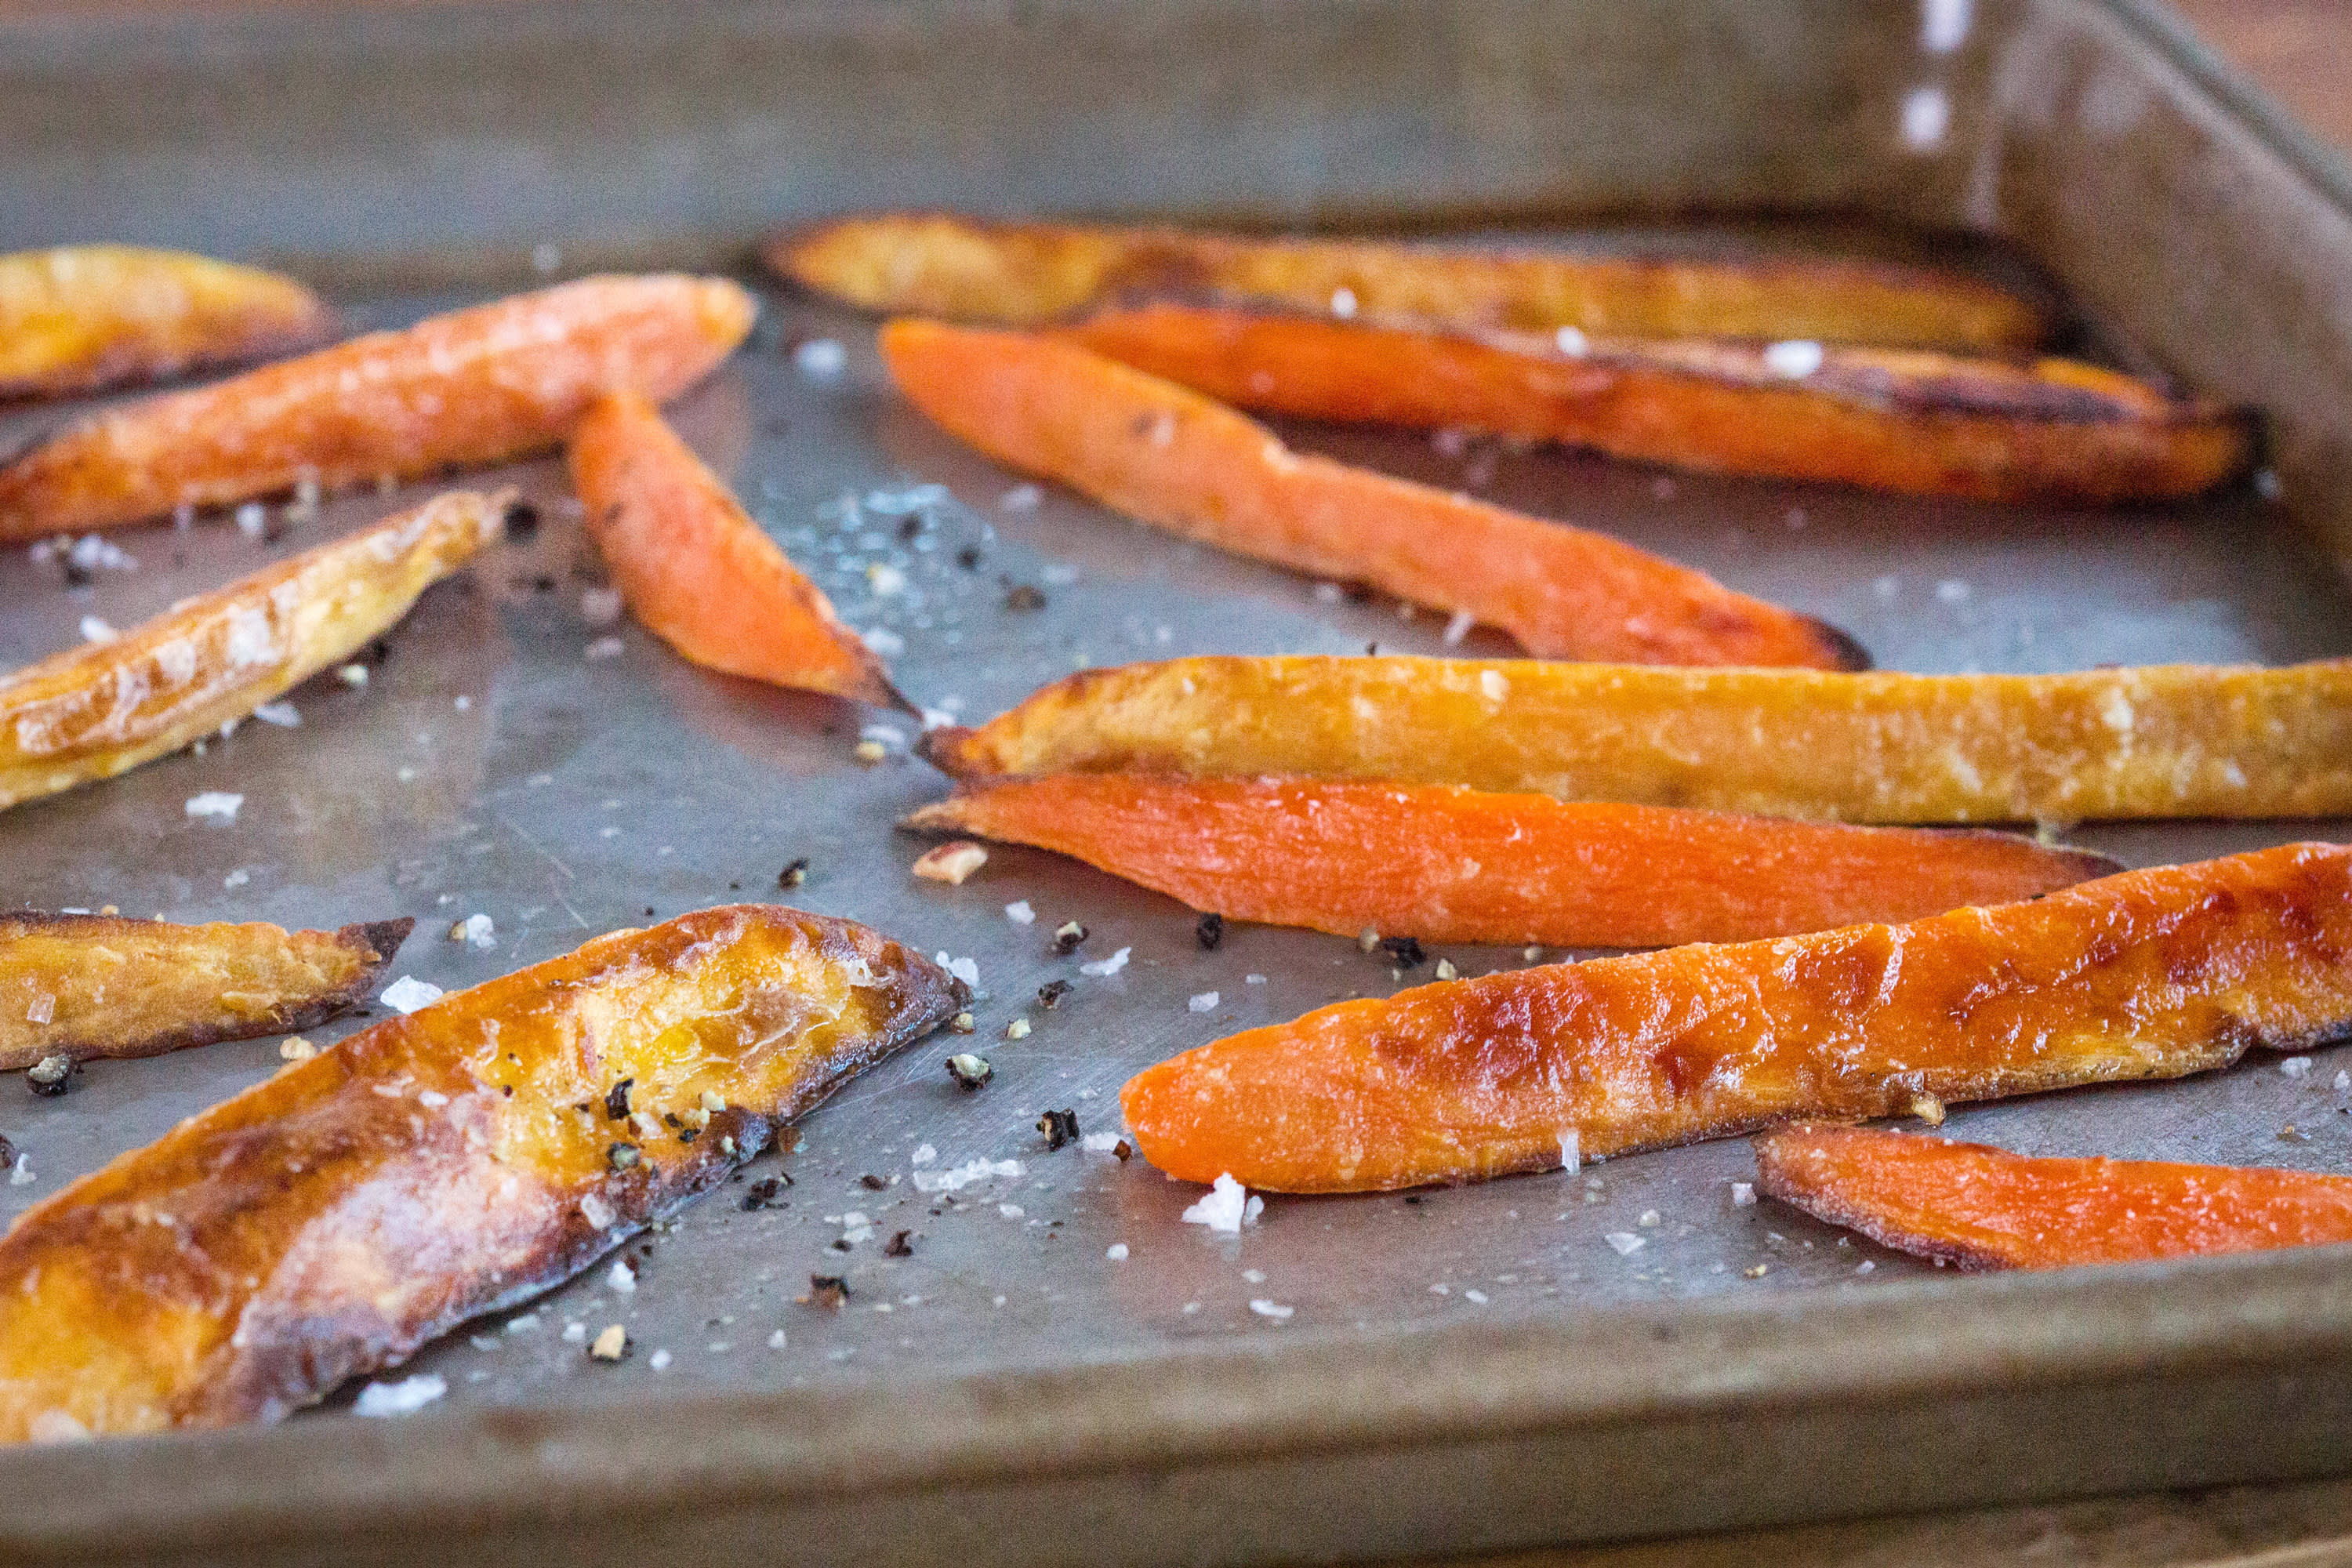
[1062,303,2251,505]
[0,274,757,539]
[880,320,1863,670]
[1754,1124,2352,1271]
[774,212,2051,351]
[0,245,333,401]
[905,775,2118,948]
[568,391,904,707]
[1120,844,2352,1192]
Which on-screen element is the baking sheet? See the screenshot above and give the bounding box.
[4,0,2352,1562]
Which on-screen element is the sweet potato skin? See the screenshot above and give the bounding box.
[880,320,1863,670]
[774,213,2050,351]
[1062,303,2251,505]
[1120,844,2352,1192]
[0,274,757,538]
[1754,1125,2352,1271]
[906,775,2119,947]
[0,489,499,813]
[0,905,964,1443]
[0,914,410,1072]
[569,391,905,706]
[0,246,334,401]
[923,655,2352,825]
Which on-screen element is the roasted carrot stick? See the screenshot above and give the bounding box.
[0,913,410,1072]
[0,246,334,401]
[0,274,757,539]
[1062,303,2251,506]
[0,905,964,1443]
[880,321,1863,670]
[905,775,2119,947]
[774,213,2051,352]
[568,391,905,708]
[1120,844,2352,1192]
[1754,1124,2352,1271]
[923,655,2352,825]
[0,489,502,814]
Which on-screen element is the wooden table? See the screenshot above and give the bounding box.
[1439,5,2352,1565]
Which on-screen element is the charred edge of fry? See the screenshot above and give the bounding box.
[1751,1126,2008,1271]
[1805,617,1874,673]
[0,916,413,1069]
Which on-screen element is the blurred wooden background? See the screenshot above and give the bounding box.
[2172,0,2351,152]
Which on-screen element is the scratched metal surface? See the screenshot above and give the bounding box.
[2,268,2350,1414]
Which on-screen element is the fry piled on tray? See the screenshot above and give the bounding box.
[1119,845,2352,1192]
[0,274,756,538]
[881,321,1867,667]
[1060,302,2252,504]
[906,776,2118,948]
[1754,1125,2352,1270]
[0,914,409,1072]
[775,212,2053,350]
[0,489,502,813]
[0,246,333,402]
[570,390,908,706]
[0,907,964,1443]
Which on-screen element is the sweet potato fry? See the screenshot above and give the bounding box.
[1123,844,2352,1192]
[0,914,410,1072]
[1062,303,2251,505]
[923,655,2352,825]
[1753,1124,2352,1271]
[0,245,334,401]
[569,391,905,707]
[0,904,964,1443]
[774,212,2050,351]
[906,775,2119,947]
[0,274,757,538]
[880,321,1863,669]
[0,489,500,813]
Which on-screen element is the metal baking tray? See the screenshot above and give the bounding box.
[5,1,2352,1562]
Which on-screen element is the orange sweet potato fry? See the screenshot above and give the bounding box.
[773,212,2051,352]
[0,913,410,1073]
[905,775,2119,948]
[0,490,502,814]
[1754,1124,2352,1271]
[0,904,964,1443]
[568,391,905,708]
[1061,303,2251,506]
[922,655,2352,825]
[880,320,1864,670]
[0,245,334,401]
[0,274,757,539]
[1120,844,2352,1192]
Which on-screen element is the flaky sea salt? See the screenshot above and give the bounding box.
[1004,900,1036,926]
[910,1143,936,1166]
[2281,1056,2314,1079]
[252,701,301,728]
[1181,1172,1255,1234]
[1555,325,1590,357]
[1189,991,1220,1014]
[794,338,848,377]
[1106,1243,1129,1261]
[1731,1181,1758,1207]
[934,953,980,988]
[185,792,244,822]
[354,1374,446,1417]
[1250,1299,1294,1319]
[1762,339,1824,378]
[1079,946,1131,978]
[1081,1131,1123,1153]
[380,976,444,1014]
[607,1259,637,1294]
[580,587,623,626]
[9,1152,32,1186]
[912,1156,1024,1194]
[1558,1130,1581,1174]
[1442,609,1475,646]
[78,615,117,644]
[1604,1232,1646,1256]
[456,913,496,949]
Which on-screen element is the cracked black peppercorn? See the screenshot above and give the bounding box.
[1051,920,1088,956]
[779,857,810,889]
[883,1229,914,1258]
[1197,912,1225,950]
[1380,935,1426,967]
[604,1077,633,1120]
[1037,1107,1080,1150]
[804,1274,849,1308]
[1036,978,1072,1010]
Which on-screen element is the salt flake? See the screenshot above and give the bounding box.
[1079,946,1131,978]
[380,976,445,1014]
[185,792,244,822]
[1181,1172,1254,1234]
[354,1374,446,1417]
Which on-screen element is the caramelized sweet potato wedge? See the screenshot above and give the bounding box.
[774,213,2050,352]
[880,321,1863,669]
[1121,844,2352,1192]
[569,391,905,707]
[1754,1124,2352,1271]
[1062,303,2251,506]
[0,904,964,1443]
[0,245,333,402]
[924,655,2352,825]
[0,914,410,1072]
[906,775,2119,948]
[0,489,500,813]
[0,274,757,538]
